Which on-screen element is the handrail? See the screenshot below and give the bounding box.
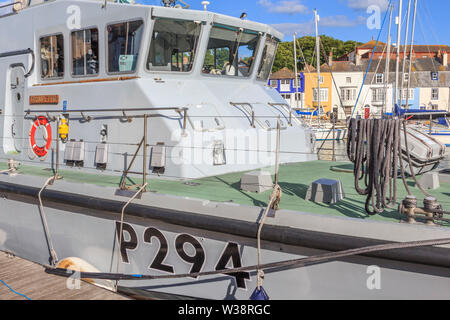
[268,102,306,127]
[0,48,35,77]
[0,1,20,19]
[25,107,189,130]
[230,102,287,131]
[25,107,186,114]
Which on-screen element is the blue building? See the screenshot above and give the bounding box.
[268,67,305,108]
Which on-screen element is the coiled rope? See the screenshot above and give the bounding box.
[347,118,443,216]
[347,118,403,215]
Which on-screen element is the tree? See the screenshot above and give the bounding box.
[272,35,363,73]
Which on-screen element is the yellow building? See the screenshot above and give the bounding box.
[303,70,333,118]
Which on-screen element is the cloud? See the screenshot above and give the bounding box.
[347,0,389,11]
[259,0,309,15]
[272,15,366,37]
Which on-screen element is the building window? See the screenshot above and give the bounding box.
[404,73,409,82]
[293,78,301,88]
[282,94,291,101]
[270,80,278,87]
[346,77,352,84]
[280,79,290,85]
[313,88,328,102]
[400,88,414,100]
[40,34,64,79]
[71,28,99,76]
[431,88,439,100]
[431,72,439,81]
[314,75,324,84]
[294,92,303,101]
[107,20,144,73]
[375,73,384,84]
[148,18,202,72]
[372,88,385,103]
[341,88,356,102]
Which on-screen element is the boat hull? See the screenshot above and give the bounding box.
[314,128,348,141]
[0,177,449,300]
[430,132,450,147]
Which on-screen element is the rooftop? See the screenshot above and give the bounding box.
[270,67,297,80]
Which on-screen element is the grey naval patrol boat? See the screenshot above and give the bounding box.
[0,0,449,300]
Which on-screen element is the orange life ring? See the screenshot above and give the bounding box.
[30,116,52,158]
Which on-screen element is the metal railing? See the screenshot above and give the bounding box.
[230,102,288,131]
[0,1,21,19]
[25,107,189,185]
[0,48,35,77]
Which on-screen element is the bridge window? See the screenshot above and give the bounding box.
[147,18,202,72]
[71,28,99,76]
[257,37,278,81]
[40,34,64,79]
[202,24,260,77]
[107,20,144,73]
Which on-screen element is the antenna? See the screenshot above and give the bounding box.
[201,1,210,11]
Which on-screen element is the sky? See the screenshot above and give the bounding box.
[0,0,447,45]
[136,0,450,45]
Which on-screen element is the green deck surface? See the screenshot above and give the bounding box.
[1,161,449,226]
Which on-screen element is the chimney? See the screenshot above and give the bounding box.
[443,52,448,67]
[329,51,333,66]
[356,52,361,66]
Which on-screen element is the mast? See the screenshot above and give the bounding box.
[394,0,403,109]
[400,0,412,108]
[293,33,300,110]
[405,0,418,110]
[314,9,321,122]
[384,5,394,116]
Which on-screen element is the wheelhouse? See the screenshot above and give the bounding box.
[11,2,283,85]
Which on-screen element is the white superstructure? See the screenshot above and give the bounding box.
[0,0,316,180]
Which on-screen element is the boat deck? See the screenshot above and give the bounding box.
[1,160,449,227]
[0,252,130,300]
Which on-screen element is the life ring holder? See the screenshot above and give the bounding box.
[29,116,52,160]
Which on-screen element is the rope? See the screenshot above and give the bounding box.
[38,176,58,266]
[0,279,31,300]
[347,118,444,215]
[45,238,450,281]
[256,119,282,290]
[115,183,148,289]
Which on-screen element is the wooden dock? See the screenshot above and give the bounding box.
[0,252,130,300]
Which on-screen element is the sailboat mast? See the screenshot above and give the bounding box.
[315,9,321,119]
[394,0,403,109]
[405,0,418,109]
[400,0,412,106]
[293,33,300,110]
[384,5,394,116]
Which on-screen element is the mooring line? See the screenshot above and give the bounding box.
[38,176,58,266]
[115,183,148,290]
[45,238,450,281]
